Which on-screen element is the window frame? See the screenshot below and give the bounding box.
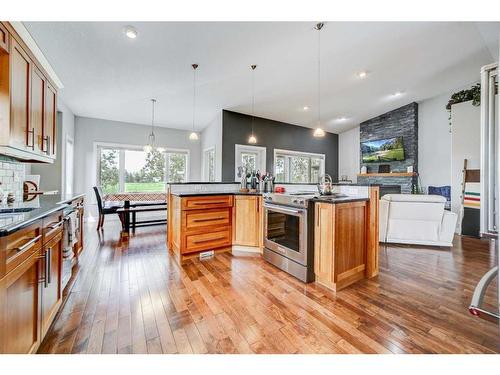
[203,146,216,182]
[234,144,267,181]
[273,148,326,184]
[95,142,190,193]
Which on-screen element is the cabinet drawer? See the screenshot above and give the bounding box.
[5,223,43,276]
[42,211,64,243]
[183,228,231,254]
[182,195,233,210]
[184,208,231,230]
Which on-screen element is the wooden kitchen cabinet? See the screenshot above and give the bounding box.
[44,82,57,157]
[0,22,58,163]
[30,65,45,153]
[0,250,42,354]
[168,194,234,263]
[314,201,369,291]
[9,37,32,151]
[232,195,262,248]
[0,23,9,53]
[40,231,63,337]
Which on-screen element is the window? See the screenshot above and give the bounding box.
[203,147,216,182]
[234,144,266,181]
[274,149,325,184]
[97,144,189,193]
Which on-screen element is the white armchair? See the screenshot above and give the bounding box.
[379,194,458,247]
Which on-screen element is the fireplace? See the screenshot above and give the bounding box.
[378,185,402,197]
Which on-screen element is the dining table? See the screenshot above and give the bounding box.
[104,192,168,232]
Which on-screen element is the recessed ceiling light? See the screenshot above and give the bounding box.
[124,26,138,39]
[337,116,348,122]
[357,71,368,79]
[303,106,309,111]
[392,91,404,97]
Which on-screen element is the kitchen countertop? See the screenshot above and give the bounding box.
[171,191,262,197]
[0,193,85,237]
[309,196,370,204]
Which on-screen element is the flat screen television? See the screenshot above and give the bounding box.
[361,137,405,163]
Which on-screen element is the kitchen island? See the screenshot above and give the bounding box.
[167,183,379,292]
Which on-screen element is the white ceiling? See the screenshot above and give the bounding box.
[24,21,500,134]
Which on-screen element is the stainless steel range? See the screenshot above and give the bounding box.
[262,192,316,282]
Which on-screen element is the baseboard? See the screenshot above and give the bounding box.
[232,245,262,254]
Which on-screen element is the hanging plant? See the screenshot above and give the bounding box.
[446,83,481,111]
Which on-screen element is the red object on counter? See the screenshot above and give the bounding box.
[275,186,285,193]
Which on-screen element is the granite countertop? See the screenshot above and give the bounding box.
[171,191,262,197]
[309,195,370,204]
[0,193,85,237]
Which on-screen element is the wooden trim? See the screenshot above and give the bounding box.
[366,186,379,278]
[357,172,417,177]
[0,23,9,52]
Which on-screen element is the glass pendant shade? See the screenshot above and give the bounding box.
[248,134,257,144]
[313,127,325,137]
[189,132,199,141]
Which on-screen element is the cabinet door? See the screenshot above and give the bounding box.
[314,203,335,287]
[44,82,57,158]
[0,251,41,354]
[10,38,32,150]
[232,196,260,247]
[40,233,62,336]
[0,23,9,53]
[30,66,45,154]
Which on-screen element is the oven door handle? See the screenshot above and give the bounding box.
[263,203,304,215]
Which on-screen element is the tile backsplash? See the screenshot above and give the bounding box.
[0,157,26,204]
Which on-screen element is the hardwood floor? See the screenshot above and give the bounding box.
[38,221,500,354]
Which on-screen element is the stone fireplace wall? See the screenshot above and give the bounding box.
[357,102,418,194]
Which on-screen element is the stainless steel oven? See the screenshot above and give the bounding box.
[263,196,315,282]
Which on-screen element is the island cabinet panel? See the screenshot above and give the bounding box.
[0,250,42,354]
[168,194,233,263]
[314,203,335,288]
[232,195,261,248]
[314,200,373,292]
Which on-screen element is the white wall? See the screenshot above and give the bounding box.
[451,100,481,232]
[200,113,223,181]
[418,91,452,190]
[30,99,75,194]
[74,116,202,218]
[338,126,360,183]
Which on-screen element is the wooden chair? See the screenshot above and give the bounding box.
[93,186,124,230]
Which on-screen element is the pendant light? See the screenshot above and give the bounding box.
[143,99,164,152]
[189,63,199,141]
[248,64,257,144]
[313,22,325,138]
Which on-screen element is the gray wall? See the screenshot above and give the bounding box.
[357,102,418,193]
[74,116,202,219]
[221,110,339,181]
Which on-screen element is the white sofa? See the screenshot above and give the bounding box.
[379,194,458,247]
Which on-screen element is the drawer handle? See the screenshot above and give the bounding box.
[15,234,42,253]
[193,236,227,244]
[48,219,65,230]
[191,201,227,205]
[192,217,226,223]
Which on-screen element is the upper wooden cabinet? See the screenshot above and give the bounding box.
[0,23,9,53]
[10,37,31,151]
[0,22,58,163]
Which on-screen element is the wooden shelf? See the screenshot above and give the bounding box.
[357,172,417,177]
